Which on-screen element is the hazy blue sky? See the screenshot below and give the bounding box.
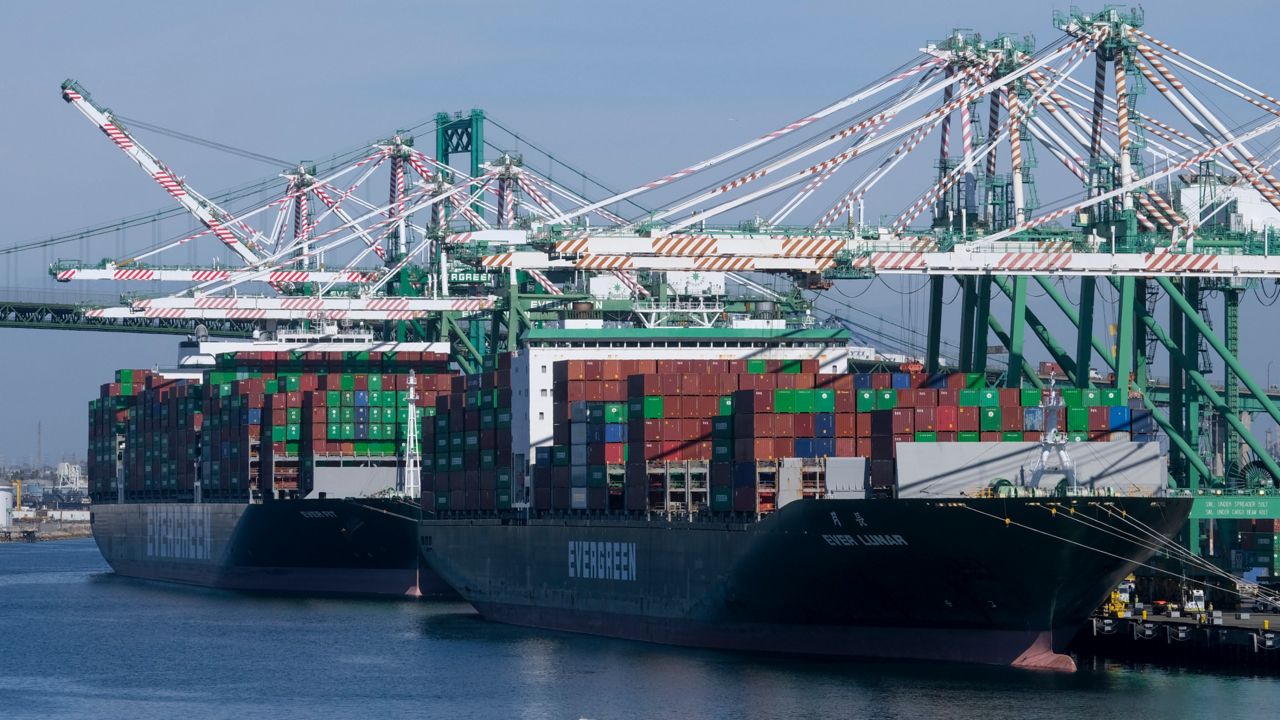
[3,0,1279,463]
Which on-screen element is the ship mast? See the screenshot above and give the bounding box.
[400,370,422,499]
[1031,373,1078,491]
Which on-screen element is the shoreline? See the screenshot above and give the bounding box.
[0,523,92,543]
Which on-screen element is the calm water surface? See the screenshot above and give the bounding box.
[1,539,1277,719]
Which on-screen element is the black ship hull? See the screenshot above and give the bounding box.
[420,496,1192,669]
[92,497,454,598]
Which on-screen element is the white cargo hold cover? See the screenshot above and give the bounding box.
[824,457,868,499]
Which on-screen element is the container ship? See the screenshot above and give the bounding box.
[87,326,463,597]
[418,326,1192,670]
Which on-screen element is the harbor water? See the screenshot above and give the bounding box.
[1,539,1278,719]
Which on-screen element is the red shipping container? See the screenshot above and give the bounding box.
[1023,432,1041,441]
[604,443,625,464]
[935,405,958,431]
[835,438,856,457]
[957,407,979,432]
[912,389,937,407]
[1001,411,1023,432]
[835,414,856,437]
[773,414,794,438]
[896,389,915,408]
[871,373,892,390]
[936,431,958,442]
[856,413,873,438]
[980,432,1002,442]
[662,419,682,441]
[999,388,1021,407]
[937,389,958,406]
[914,407,936,432]
[794,413,815,438]
[1088,406,1110,432]
[834,391,856,413]
[891,408,914,435]
[794,374,814,390]
[774,438,793,459]
[661,441,683,461]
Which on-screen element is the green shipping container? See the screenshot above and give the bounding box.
[368,374,382,391]
[287,424,300,441]
[780,359,803,374]
[643,396,664,419]
[814,389,836,413]
[271,426,286,442]
[958,431,981,442]
[341,423,355,440]
[285,375,301,392]
[978,390,1000,408]
[553,446,570,466]
[747,359,767,374]
[958,389,981,407]
[914,431,937,442]
[1101,389,1123,407]
[369,391,382,407]
[326,391,341,407]
[856,390,876,413]
[774,389,795,414]
[370,407,383,423]
[875,390,897,410]
[1081,388,1101,407]
[327,424,340,440]
[979,408,1001,432]
[284,442,299,456]
[712,417,733,438]
[1021,389,1041,407]
[713,440,732,461]
[965,373,985,389]
[327,407,341,422]
[1002,431,1023,442]
[1061,388,1083,408]
[1067,432,1088,443]
[1067,407,1089,432]
[341,391,355,406]
[719,396,734,416]
[341,407,355,422]
[793,389,815,414]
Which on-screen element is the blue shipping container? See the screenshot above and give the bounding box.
[1108,406,1131,431]
[1022,407,1044,432]
[891,373,912,389]
[247,408,262,425]
[354,390,369,407]
[355,406,370,422]
[814,414,835,438]
[853,373,873,389]
[604,423,628,443]
[794,438,817,458]
[1130,408,1154,434]
[732,462,757,487]
[814,437,836,457]
[354,423,369,440]
[534,446,553,465]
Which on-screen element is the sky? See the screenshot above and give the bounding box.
[2,0,1279,464]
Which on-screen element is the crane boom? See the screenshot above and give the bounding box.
[60,80,263,265]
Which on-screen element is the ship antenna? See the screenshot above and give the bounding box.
[400,370,422,500]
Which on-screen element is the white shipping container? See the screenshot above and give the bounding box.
[571,487,588,509]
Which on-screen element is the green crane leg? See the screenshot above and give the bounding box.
[1140,308,1280,484]
[1157,276,1280,427]
[959,277,977,373]
[1114,276,1135,396]
[992,276,1078,384]
[984,312,1044,390]
[973,276,992,373]
[1033,276,1115,372]
[1133,278,1149,389]
[926,275,944,375]
[1168,278,1185,481]
[1075,276,1097,388]
[1183,278,1202,491]
[1004,276,1028,388]
[1223,287,1241,479]
[1140,395,1212,485]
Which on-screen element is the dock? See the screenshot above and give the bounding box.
[1072,612,1280,671]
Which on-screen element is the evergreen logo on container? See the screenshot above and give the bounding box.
[568,540,637,581]
[146,505,212,560]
